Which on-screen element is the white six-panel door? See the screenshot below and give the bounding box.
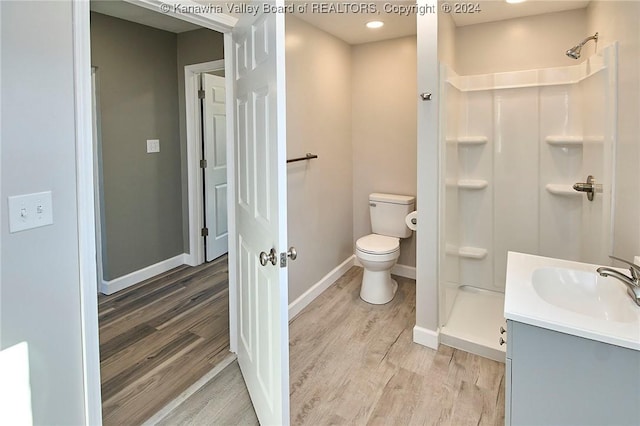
[232,4,290,425]
[202,73,229,261]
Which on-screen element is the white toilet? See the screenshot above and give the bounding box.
[356,193,415,304]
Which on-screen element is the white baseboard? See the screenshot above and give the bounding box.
[353,257,416,280]
[288,255,355,320]
[391,264,416,279]
[100,254,188,295]
[413,325,440,350]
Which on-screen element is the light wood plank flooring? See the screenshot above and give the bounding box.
[98,255,230,425]
[160,266,505,425]
[158,361,258,425]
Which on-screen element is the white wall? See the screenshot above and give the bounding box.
[416,4,440,342]
[442,58,615,299]
[285,16,353,303]
[1,1,86,423]
[587,1,640,262]
[352,36,418,268]
[455,9,588,75]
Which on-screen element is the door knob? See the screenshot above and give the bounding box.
[259,248,277,266]
[279,247,298,267]
[287,247,297,261]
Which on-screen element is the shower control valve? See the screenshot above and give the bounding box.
[573,175,602,202]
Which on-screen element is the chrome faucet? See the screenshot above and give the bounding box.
[597,256,640,307]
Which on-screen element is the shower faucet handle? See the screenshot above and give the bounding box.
[573,175,602,201]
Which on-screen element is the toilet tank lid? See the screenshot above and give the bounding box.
[370,193,415,205]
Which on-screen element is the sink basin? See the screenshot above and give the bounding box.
[532,267,637,323]
[505,252,640,351]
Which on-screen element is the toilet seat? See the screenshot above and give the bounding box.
[356,234,399,255]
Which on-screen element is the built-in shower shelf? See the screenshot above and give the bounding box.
[445,245,488,259]
[545,184,581,196]
[447,136,488,146]
[545,136,584,146]
[458,179,488,189]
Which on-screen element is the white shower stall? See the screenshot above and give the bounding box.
[438,44,618,361]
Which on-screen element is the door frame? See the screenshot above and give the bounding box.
[90,66,105,292]
[73,1,239,423]
[184,59,226,267]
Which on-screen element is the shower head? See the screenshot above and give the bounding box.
[566,32,599,59]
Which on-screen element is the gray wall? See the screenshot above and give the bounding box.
[1,1,85,422]
[285,16,354,302]
[176,29,225,249]
[352,36,418,267]
[91,13,184,280]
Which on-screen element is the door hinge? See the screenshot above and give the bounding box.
[201,227,209,237]
[198,89,205,99]
[280,252,287,268]
[200,159,207,168]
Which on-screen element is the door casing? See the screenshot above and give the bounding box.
[184,59,227,267]
[73,1,239,423]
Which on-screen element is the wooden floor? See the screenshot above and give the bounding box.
[98,255,230,425]
[158,361,258,425]
[161,266,505,425]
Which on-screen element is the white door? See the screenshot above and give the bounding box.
[232,5,290,426]
[202,73,229,261]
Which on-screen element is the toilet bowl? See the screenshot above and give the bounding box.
[356,193,415,305]
[356,234,400,304]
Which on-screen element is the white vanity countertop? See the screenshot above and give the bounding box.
[504,252,640,351]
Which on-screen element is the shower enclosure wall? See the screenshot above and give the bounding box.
[439,45,617,361]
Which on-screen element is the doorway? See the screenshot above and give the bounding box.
[89,5,234,424]
[77,2,291,425]
[184,60,229,265]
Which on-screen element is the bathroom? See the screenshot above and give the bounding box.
[289,0,639,358]
[2,0,639,424]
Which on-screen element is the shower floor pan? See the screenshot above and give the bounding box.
[440,286,506,362]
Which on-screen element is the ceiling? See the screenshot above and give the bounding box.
[295,0,590,45]
[90,0,201,33]
[90,0,590,43]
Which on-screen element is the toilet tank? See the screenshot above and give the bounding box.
[369,193,415,238]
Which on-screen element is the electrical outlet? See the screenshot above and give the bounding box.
[8,191,53,233]
[147,139,160,153]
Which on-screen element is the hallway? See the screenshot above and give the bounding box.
[98,255,230,425]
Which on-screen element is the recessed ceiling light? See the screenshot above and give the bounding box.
[366,21,384,29]
[506,0,527,3]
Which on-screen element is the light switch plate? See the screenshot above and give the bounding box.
[147,139,160,153]
[8,191,53,233]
